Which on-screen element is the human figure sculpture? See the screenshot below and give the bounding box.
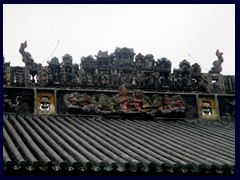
[111,70,119,87]
[139,71,145,86]
[117,86,134,112]
[116,86,151,112]
[93,70,100,86]
[162,95,185,113]
[164,95,173,112]
[104,71,110,85]
[100,71,106,86]
[133,90,149,111]
[135,53,145,69]
[171,95,185,112]
[131,76,137,86]
[87,73,93,86]
[144,54,155,69]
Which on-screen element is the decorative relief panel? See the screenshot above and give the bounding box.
[199,96,218,120]
[56,86,190,118]
[3,45,234,96]
[3,43,235,120]
[36,91,55,114]
[217,96,235,121]
[3,88,34,113]
[223,76,235,94]
[4,62,11,86]
[208,74,225,94]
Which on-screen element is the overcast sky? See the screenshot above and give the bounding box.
[3,4,235,75]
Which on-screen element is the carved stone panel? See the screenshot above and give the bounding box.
[223,76,235,94]
[56,87,188,118]
[11,66,25,86]
[199,96,218,120]
[3,88,34,113]
[3,47,235,95]
[4,62,11,86]
[24,64,40,86]
[57,90,100,114]
[39,66,49,86]
[180,95,198,118]
[217,95,235,121]
[36,91,55,114]
[208,74,225,93]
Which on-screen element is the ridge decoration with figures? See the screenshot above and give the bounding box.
[3,42,235,121]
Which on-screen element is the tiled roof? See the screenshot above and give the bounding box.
[3,114,235,175]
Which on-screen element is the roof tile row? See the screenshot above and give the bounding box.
[3,114,235,174]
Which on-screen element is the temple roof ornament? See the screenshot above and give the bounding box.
[2,43,235,176]
[209,49,224,74]
[156,57,172,74]
[5,43,233,95]
[48,57,60,66]
[19,41,35,65]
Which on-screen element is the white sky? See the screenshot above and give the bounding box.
[3,4,235,75]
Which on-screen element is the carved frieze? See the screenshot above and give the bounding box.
[2,43,235,120]
[3,45,233,95]
[58,86,186,117]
